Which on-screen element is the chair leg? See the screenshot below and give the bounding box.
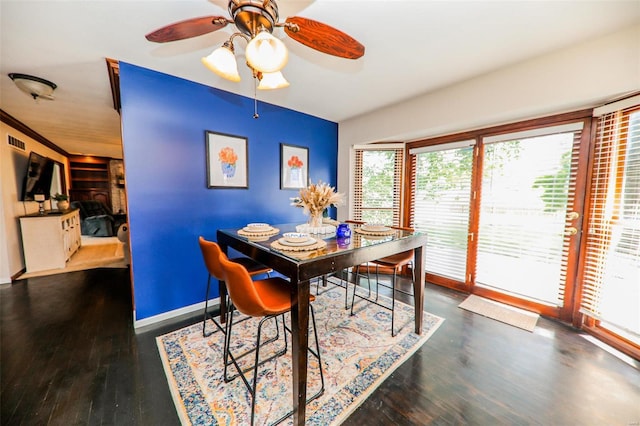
[250,315,268,426]
[343,275,348,309]
[224,312,287,383]
[350,266,358,316]
[391,268,397,337]
[222,306,234,382]
[202,275,212,337]
[374,265,380,302]
[225,308,321,426]
[309,303,325,397]
[270,304,325,426]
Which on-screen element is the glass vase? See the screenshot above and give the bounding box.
[308,212,323,229]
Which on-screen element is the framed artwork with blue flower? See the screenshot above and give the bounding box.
[206,131,248,189]
[280,143,308,189]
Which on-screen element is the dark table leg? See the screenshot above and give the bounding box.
[413,245,426,334]
[289,278,310,426]
[218,281,228,323]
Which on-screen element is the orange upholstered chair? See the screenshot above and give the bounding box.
[198,236,272,337]
[218,250,324,425]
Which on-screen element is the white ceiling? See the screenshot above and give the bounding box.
[1,0,639,159]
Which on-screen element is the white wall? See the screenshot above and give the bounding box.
[337,24,640,221]
[0,122,69,283]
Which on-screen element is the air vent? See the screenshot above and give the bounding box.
[7,135,26,151]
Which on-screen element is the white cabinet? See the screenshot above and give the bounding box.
[20,209,82,273]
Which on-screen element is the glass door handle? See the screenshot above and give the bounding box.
[566,227,578,236]
[567,212,580,220]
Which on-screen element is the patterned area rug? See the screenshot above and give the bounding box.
[459,294,539,332]
[157,282,444,425]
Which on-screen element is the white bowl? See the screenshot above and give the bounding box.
[283,232,309,243]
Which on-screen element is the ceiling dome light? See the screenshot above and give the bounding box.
[201,41,241,82]
[9,73,57,100]
[245,29,288,73]
[258,71,289,90]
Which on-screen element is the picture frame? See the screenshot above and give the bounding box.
[280,143,309,189]
[206,131,248,189]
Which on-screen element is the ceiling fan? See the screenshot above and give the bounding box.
[145,0,365,88]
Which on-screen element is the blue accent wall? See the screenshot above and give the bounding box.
[119,62,338,321]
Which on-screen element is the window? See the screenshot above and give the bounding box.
[352,145,404,225]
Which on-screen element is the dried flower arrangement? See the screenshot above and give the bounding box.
[291,180,343,227]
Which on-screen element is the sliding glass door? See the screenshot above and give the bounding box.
[408,115,589,317]
[475,125,584,308]
[405,107,638,356]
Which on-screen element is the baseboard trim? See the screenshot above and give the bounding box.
[133,297,221,332]
[9,268,27,282]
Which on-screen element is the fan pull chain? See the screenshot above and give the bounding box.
[253,77,259,119]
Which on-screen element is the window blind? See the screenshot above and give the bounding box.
[411,143,474,281]
[475,127,582,305]
[352,147,404,226]
[580,105,640,339]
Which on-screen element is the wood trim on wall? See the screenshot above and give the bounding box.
[406,109,593,151]
[106,58,121,113]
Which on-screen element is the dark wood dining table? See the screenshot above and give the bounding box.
[216,223,428,426]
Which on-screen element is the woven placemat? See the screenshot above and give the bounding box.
[237,227,280,237]
[353,227,395,236]
[270,238,327,252]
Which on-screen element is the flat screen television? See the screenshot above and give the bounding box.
[21,151,54,201]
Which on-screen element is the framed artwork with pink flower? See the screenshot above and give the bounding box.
[206,131,248,189]
[280,143,309,189]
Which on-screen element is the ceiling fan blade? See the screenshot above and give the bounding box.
[145,16,229,43]
[284,16,364,59]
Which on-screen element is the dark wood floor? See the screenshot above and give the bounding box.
[2,268,639,425]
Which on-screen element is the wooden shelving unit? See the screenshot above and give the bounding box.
[69,156,111,207]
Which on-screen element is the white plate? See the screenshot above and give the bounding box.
[283,232,309,243]
[278,237,316,247]
[243,226,273,233]
[362,224,390,232]
[246,222,270,230]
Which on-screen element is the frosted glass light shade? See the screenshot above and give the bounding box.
[245,31,288,73]
[257,71,290,90]
[201,46,241,82]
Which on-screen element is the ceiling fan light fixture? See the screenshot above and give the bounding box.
[201,41,241,82]
[257,71,289,90]
[245,29,288,73]
[8,73,57,100]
